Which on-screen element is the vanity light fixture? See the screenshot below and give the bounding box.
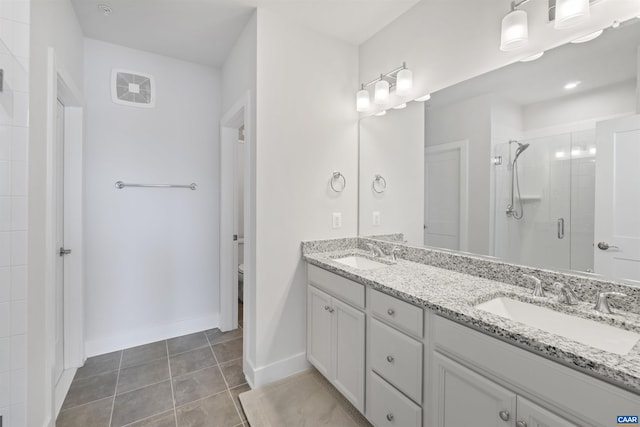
[355,62,413,112]
[500,1,529,51]
[520,52,544,62]
[554,0,590,29]
[571,29,603,43]
[414,93,431,102]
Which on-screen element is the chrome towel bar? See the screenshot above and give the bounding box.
[115,181,197,190]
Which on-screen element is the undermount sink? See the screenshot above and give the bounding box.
[475,297,640,356]
[333,255,388,270]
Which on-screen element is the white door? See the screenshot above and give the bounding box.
[594,115,640,283]
[54,100,65,384]
[332,297,365,412]
[306,285,332,378]
[516,396,578,427]
[425,141,468,251]
[433,352,517,427]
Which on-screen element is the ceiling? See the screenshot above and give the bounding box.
[71,0,421,68]
[431,18,640,108]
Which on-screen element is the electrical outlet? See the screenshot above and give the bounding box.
[332,212,342,229]
[372,211,381,226]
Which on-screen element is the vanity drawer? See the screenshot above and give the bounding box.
[368,371,421,427]
[370,318,422,403]
[308,265,365,309]
[371,289,423,337]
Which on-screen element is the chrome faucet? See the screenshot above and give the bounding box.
[555,282,579,305]
[523,274,544,298]
[594,291,627,314]
[366,243,385,258]
[390,246,401,262]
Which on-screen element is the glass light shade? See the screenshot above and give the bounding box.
[395,68,413,96]
[415,93,431,102]
[500,9,528,51]
[571,29,603,43]
[520,52,544,62]
[555,0,590,29]
[374,110,387,116]
[393,103,407,110]
[356,89,370,112]
[374,80,390,105]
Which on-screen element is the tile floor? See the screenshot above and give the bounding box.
[57,306,247,427]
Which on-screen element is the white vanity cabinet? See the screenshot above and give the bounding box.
[307,265,365,412]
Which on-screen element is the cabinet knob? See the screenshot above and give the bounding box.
[328,307,334,313]
[387,308,395,316]
[386,413,394,421]
[324,305,330,311]
[499,410,510,421]
[386,355,394,363]
[516,421,528,427]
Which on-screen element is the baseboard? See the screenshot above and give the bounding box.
[247,351,310,388]
[85,314,219,356]
[55,368,77,417]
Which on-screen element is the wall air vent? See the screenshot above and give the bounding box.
[111,69,155,108]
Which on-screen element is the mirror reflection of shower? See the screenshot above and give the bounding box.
[506,140,530,219]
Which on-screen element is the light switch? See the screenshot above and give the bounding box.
[332,212,342,229]
[372,211,381,226]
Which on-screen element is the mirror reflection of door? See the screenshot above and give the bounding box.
[595,115,640,284]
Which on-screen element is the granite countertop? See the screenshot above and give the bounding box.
[304,248,640,395]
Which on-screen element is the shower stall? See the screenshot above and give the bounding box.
[493,129,596,274]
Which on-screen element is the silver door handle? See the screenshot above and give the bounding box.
[557,218,564,239]
[233,234,238,241]
[597,242,619,250]
[59,247,71,256]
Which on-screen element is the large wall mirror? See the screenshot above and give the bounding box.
[359,19,640,285]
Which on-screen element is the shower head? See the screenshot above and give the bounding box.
[514,142,530,162]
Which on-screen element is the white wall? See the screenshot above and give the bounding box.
[0,0,29,425]
[253,9,359,385]
[426,95,492,255]
[28,0,84,424]
[83,39,221,355]
[359,102,424,244]
[359,0,640,112]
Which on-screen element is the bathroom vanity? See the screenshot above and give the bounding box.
[303,238,640,427]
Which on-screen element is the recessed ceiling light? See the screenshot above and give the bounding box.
[571,148,581,156]
[393,103,407,110]
[98,4,113,16]
[555,151,566,158]
[415,93,431,102]
[564,81,581,90]
[520,52,544,62]
[589,147,596,155]
[612,20,620,28]
[571,29,603,43]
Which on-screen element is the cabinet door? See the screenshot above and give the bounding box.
[433,352,517,427]
[516,397,579,427]
[307,285,333,378]
[332,297,365,412]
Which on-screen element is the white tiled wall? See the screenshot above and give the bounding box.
[0,0,29,426]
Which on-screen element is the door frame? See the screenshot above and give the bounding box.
[45,48,85,418]
[219,92,251,332]
[425,140,469,252]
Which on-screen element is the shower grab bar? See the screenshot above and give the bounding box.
[557,218,565,239]
[115,181,198,190]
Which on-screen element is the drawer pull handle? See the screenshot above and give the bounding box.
[386,413,394,422]
[499,410,510,421]
[324,305,334,313]
[516,422,527,427]
[387,308,395,316]
[386,355,394,363]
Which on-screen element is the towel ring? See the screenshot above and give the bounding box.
[330,171,346,192]
[372,174,387,193]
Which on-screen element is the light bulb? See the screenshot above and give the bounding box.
[500,9,528,51]
[374,79,390,105]
[356,88,370,112]
[555,0,590,29]
[395,68,413,96]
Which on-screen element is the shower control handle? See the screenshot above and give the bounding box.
[597,242,619,251]
[557,218,564,239]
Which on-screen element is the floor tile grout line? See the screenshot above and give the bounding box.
[113,378,175,399]
[58,394,115,414]
[108,350,124,427]
[165,340,179,427]
[207,327,244,424]
[119,410,173,427]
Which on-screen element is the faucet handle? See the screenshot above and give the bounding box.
[594,291,627,314]
[523,274,544,298]
[390,246,401,262]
